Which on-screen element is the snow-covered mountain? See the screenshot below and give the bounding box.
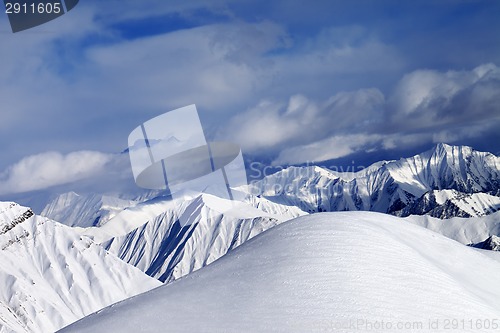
[59,212,500,333]
[474,235,500,251]
[83,194,304,283]
[250,143,500,218]
[38,144,499,232]
[397,189,500,218]
[41,192,140,228]
[3,143,497,332]
[0,202,161,333]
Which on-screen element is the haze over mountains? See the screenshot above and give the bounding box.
[0,144,499,332]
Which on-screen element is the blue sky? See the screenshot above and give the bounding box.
[0,0,499,197]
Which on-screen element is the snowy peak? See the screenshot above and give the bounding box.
[389,143,500,194]
[80,193,304,283]
[33,186,306,287]
[0,202,34,234]
[0,202,160,333]
[397,189,500,218]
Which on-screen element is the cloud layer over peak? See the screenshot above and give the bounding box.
[219,64,500,165]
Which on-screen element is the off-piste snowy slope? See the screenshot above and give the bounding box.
[61,212,500,333]
[85,194,304,282]
[0,202,161,333]
[405,210,500,246]
[251,143,500,217]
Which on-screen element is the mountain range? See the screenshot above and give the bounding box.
[38,144,500,285]
[249,143,500,217]
[1,143,499,332]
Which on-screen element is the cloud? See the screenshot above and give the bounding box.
[219,88,385,153]
[1,1,499,176]
[220,63,500,165]
[388,63,500,130]
[272,134,382,165]
[209,20,292,67]
[81,22,274,110]
[0,17,405,172]
[0,151,114,195]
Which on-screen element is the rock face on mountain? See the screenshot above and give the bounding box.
[0,202,161,333]
[250,144,500,218]
[474,235,500,251]
[396,189,500,218]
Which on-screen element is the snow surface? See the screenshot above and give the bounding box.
[60,212,500,333]
[0,202,161,333]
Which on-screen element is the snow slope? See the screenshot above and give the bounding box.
[0,202,161,333]
[406,211,500,245]
[60,212,500,333]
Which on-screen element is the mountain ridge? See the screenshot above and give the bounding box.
[250,143,500,217]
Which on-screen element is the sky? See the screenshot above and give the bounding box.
[0,0,499,198]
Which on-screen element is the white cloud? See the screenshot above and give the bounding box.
[0,151,113,195]
[209,20,292,67]
[220,88,384,153]
[220,63,500,165]
[272,134,382,165]
[388,63,500,128]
